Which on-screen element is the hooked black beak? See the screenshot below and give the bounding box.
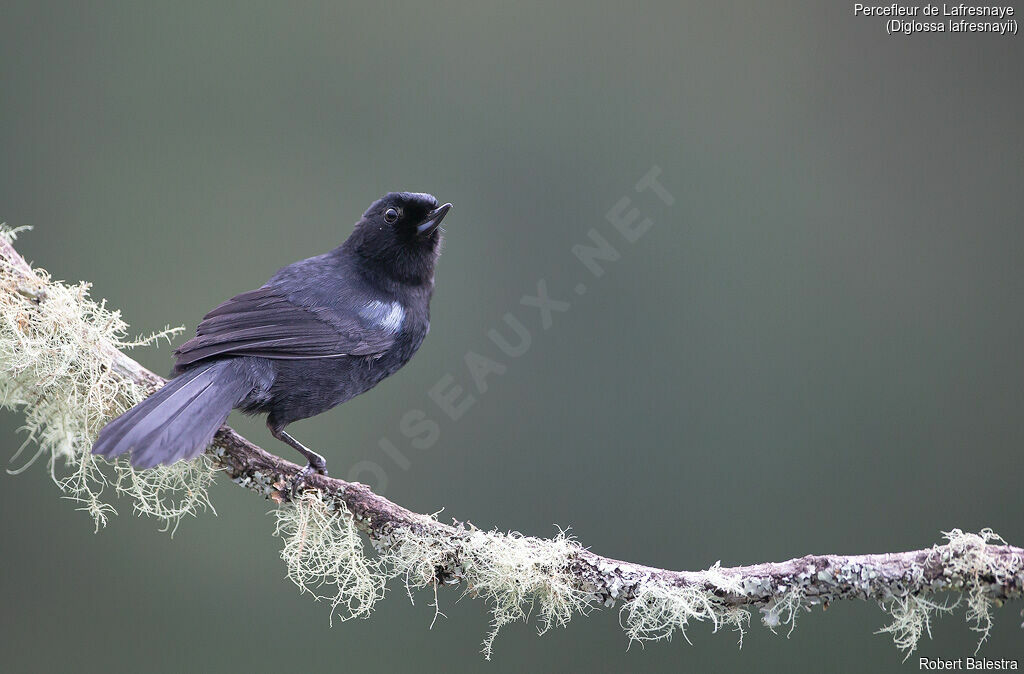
[417,202,452,235]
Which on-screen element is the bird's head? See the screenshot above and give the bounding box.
[346,192,452,284]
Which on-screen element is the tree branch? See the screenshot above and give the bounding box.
[1,232,1021,657]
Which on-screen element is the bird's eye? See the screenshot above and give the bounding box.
[384,208,399,224]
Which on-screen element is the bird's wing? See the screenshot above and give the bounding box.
[172,285,396,369]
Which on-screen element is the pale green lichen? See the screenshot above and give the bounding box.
[761,586,804,638]
[943,528,1019,651]
[448,526,593,659]
[272,490,1020,659]
[114,454,217,534]
[620,563,750,647]
[3,226,1021,658]
[0,225,207,531]
[876,528,1019,657]
[877,593,955,657]
[273,495,593,659]
[272,492,387,623]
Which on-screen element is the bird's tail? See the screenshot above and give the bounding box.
[92,360,249,468]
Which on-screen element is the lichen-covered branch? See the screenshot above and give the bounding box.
[1,230,1021,659]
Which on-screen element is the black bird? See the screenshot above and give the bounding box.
[92,192,451,480]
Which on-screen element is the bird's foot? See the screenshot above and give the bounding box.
[290,459,328,499]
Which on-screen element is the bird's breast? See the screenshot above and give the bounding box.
[359,300,405,335]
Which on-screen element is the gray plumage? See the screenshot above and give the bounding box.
[93,360,250,468]
[91,192,451,472]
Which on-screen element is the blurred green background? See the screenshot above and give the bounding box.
[2,2,1022,672]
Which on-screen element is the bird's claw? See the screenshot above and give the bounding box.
[290,461,328,499]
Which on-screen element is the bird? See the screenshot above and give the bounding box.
[92,192,451,482]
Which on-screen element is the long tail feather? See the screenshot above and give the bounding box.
[92,360,249,468]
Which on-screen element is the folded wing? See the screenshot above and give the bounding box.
[173,286,394,371]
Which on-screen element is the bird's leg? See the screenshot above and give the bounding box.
[267,422,327,495]
[275,430,328,474]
